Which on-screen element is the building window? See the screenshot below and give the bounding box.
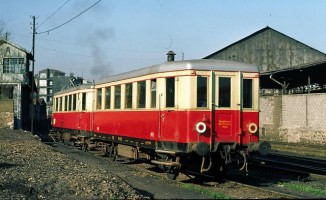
[3,58,24,74]
[39,88,47,95]
[39,80,47,87]
[40,72,47,78]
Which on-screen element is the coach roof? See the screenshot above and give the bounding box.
[54,83,94,96]
[97,59,259,85]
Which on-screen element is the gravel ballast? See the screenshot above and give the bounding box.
[0,129,148,199]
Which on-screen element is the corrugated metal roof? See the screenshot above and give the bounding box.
[261,60,326,75]
[97,59,259,85]
[203,26,326,59]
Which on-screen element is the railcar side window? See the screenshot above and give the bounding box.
[59,97,62,111]
[73,94,76,111]
[105,86,111,109]
[64,96,68,111]
[67,95,70,111]
[243,79,253,108]
[82,93,86,111]
[218,77,231,107]
[151,79,156,108]
[68,95,72,111]
[137,81,146,108]
[97,88,102,110]
[166,77,175,108]
[197,77,208,108]
[55,98,58,112]
[125,83,132,109]
[114,85,121,109]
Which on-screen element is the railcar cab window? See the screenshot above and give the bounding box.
[197,76,208,108]
[151,79,157,108]
[125,83,132,109]
[243,79,253,108]
[218,77,231,107]
[114,85,121,109]
[166,77,175,108]
[97,88,102,110]
[105,86,111,109]
[137,81,146,108]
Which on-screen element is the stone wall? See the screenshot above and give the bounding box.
[260,93,326,144]
[0,99,14,129]
[0,112,14,129]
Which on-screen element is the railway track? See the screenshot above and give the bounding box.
[250,152,326,178]
[42,135,326,199]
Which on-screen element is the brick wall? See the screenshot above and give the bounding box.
[260,93,326,144]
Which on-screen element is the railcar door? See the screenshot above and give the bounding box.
[213,71,242,143]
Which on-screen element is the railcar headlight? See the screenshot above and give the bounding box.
[195,122,207,134]
[247,122,258,134]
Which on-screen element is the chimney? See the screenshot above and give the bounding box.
[166,51,176,61]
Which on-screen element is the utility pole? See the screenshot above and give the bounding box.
[31,16,36,134]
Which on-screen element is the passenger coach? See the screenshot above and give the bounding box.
[51,58,270,179]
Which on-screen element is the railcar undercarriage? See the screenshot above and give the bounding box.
[49,129,261,181]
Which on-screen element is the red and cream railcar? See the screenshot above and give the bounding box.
[51,59,270,179]
[51,84,95,145]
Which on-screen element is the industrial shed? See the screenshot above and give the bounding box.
[204,26,326,93]
[204,27,326,144]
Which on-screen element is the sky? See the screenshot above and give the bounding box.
[1,0,326,82]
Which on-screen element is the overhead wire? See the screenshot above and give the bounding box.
[37,0,71,29]
[36,0,101,35]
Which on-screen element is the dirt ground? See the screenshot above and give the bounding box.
[0,129,212,199]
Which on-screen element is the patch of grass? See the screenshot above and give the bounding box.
[281,182,326,196]
[180,183,232,199]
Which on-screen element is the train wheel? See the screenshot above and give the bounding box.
[166,166,180,180]
[212,153,226,181]
[165,155,180,180]
[109,144,117,162]
[62,132,71,145]
[237,150,248,172]
[81,143,88,152]
[100,144,109,156]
